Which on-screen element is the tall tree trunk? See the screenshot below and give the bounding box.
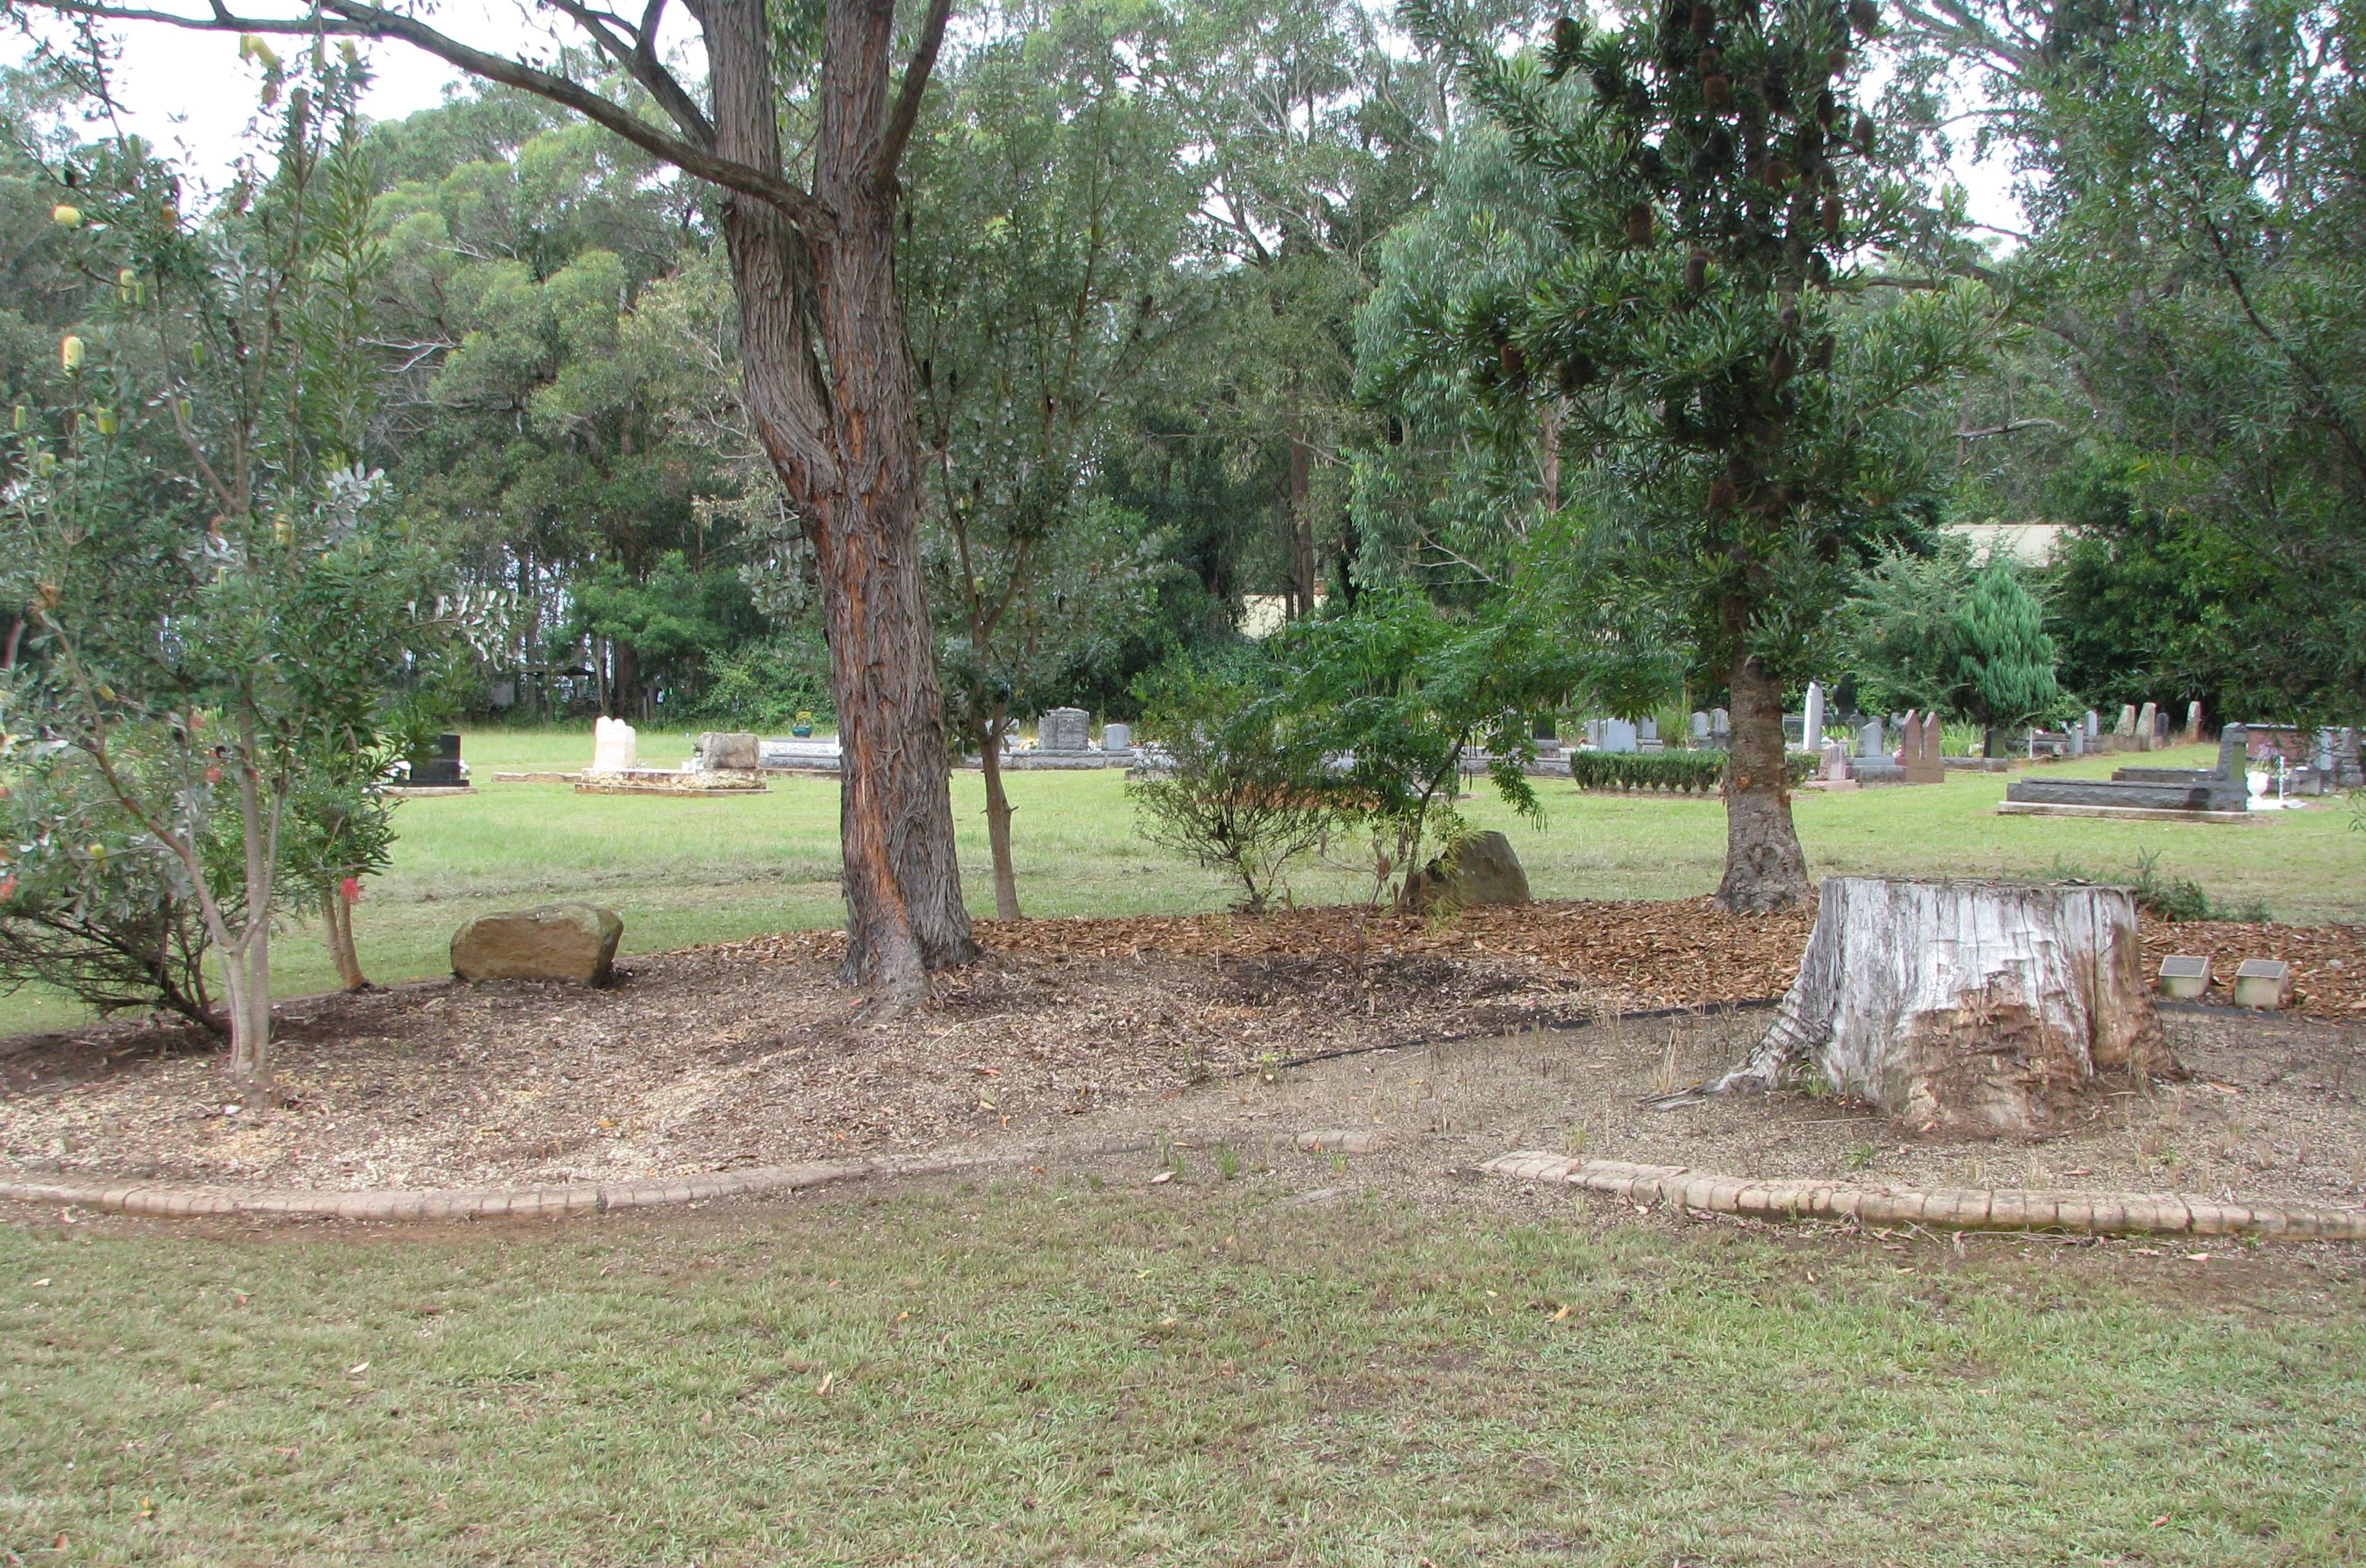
[1716,652,1809,913]
[1287,411,1315,617]
[712,0,973,999]
[613,638,644,722]
[980,703,1021,921]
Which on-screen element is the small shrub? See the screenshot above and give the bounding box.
[1567,750,1815,793]
[1128,655,1335,914]
[2049,849,2269,923]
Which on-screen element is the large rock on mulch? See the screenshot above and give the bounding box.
[1405,830,1531,913]
[450,904,624,986]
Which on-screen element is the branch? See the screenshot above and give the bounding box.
[541,0,715,147]
[1956,417,2064,439]
[875,0,953,186]
[26,1,829,230]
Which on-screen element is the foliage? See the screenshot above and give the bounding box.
[684,633,836,733]
[2053,850,2268,924]
[0,53,460,1086]
[0,736,214,1026]
[1897,0,2366,722]
[1126,653,1337,913]
[1267,588,1581,903]
[567,553,768,703]
[1568,749,1815,794]
[1846,536,2061,732]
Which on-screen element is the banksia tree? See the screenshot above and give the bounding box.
[1404,0,2002,911]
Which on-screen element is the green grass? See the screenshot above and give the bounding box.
[3,734,2359,1035]
[5,1181,2360,1565]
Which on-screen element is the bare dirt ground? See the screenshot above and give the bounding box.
[3,900,2363,1217]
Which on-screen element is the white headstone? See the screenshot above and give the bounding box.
[2085,710,2100,738]
[1101,722,1132,757]
[1637,717,1659,744]
[2116,704,2137,736]
[1801,682,1826,750]
[2066,726,2084,757]
[1857,719,1886,758]
[1710,707,1730,736]
[1692,711,1711,741]
[2185,700,2203,741]
[592,715,639,773]
[1601,719,1639,754]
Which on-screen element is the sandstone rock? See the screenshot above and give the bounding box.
[451,904,624,986]
[1405,830,1531,913]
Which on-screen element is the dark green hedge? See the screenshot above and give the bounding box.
[1566,750,1818,794]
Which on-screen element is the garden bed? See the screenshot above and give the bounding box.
[1,900,2362,1206]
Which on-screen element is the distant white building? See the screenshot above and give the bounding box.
[1947,520,2066,566]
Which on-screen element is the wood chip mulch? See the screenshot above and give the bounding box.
[726,898,2366,1019]
[722,899,1819,1014]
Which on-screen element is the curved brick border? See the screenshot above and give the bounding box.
[1485,1153,2366,1241]
[0,1153,1010,1223]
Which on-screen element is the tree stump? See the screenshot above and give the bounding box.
[1711,878,2175,1133]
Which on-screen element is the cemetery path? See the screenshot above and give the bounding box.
[2,900,2364,1220]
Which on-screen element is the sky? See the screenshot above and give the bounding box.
[23,1,2022,231]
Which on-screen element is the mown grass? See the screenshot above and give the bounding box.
[4,1179,2362,1565]
[1,734,2358,1034]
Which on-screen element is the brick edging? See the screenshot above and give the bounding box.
[0,1153,1007,1222]
[1484,1153,2366,1240]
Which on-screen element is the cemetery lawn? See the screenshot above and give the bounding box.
[1,734,2359,1035]
[5,1177,2362,1566]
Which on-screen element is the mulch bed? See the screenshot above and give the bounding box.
[2,898,2362,1199]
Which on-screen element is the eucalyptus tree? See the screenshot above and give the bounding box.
[1891,0,2366,719]
[902,3,1200,918]
[1403,0,2003,910]
[7,0,979,998]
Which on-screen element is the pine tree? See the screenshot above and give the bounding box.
[1951,555,2061,751]
[1405,0,2002,910]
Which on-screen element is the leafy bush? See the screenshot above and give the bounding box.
[1127,655,1335,914]
[1568,750,1816,794]
[0,741,216,1029]
[683,634,835,732]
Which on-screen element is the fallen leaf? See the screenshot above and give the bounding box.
[814,1372,835,1396]
[2183,1253,2211,1263]
[1551,1304,1571,1322]
[1149,1170,1174,1185]
[31,1278,50,1287]
[2151,1516,2170,1528]
[347,1361,370,1376]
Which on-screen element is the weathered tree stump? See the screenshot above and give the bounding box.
[1711,878,2175,1133]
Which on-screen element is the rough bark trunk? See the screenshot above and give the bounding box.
[1711,878,2174,1133]
[711,0,973,999]
[1715,653,1809,913]
[980,706,1021,921]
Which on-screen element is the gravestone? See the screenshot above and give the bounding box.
[1101,722,1133,759]
[591,716,638,773]
[1710,707,1730,741]
[1039,707,1090,753]
[408,732,466,787]
[1584,718,1606,749]
[1801,682,1826,751]
[2085,710,2100,738]
[694,731,760,771]
[1636,717,1662,753]
[2065,726,2084,757]
[1857,719,1886,759]
[1601,719,1639,754]
[2136,701,2158,752]
[1902,711,1945,784]
[1692,711,1711,742]
[2117,704,2137,737]
[2186,701,2204,742]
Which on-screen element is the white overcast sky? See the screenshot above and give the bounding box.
[21,1,2021,234]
